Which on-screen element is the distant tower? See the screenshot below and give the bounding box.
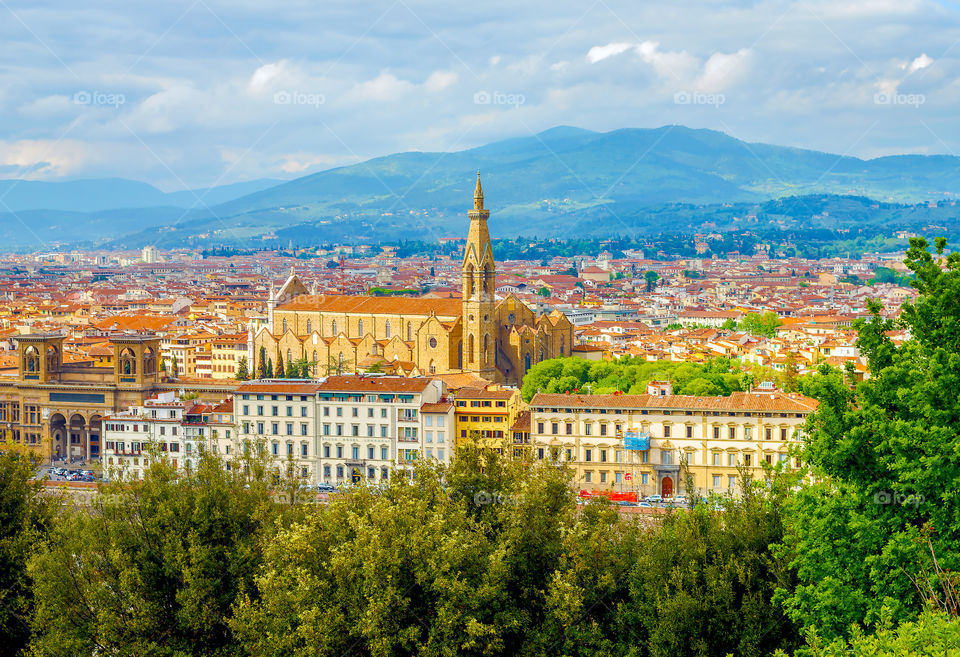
[462,173,498,380]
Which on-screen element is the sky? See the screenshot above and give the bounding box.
[1,0,959,190]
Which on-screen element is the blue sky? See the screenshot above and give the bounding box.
[1,0,958,190]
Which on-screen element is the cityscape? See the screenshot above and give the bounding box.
[1,1,959,656]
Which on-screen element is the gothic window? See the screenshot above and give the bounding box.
[482,334,489,364]
[282,318,287,333]
[467,334,475,364]
[358,319,363,336]
[407,322,412,341]
[465,264,474,298]
[338,352,344,372]
[306,320,312,333]
[560,335,565,356]
[508,313,515,325]
[312,350,318,371]
[385,321,391,338]
[482,266,489,294]
[539,348,544,362]
[332,320,338,335]
[287,349,292,364]
[23,346,39,372]
[524,353,531,371]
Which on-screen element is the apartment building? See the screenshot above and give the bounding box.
[102,393,235,480]
[528,381,817,497]
[315,376,444,483]
[454,386,522,452]
[234,381,320,480]
[233,375,447,486]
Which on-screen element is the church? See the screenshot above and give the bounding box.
[251,175,574,385]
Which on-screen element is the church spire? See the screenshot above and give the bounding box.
[473,171,484,210]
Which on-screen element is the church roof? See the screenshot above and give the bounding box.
[277,294,461,318]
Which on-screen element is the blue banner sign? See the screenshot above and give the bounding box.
[624,431,651,451]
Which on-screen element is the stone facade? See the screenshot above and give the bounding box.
[252,175,573,385]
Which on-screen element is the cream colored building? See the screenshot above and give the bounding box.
[528,381,817,497]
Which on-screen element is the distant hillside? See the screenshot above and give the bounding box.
[4,125,960,250]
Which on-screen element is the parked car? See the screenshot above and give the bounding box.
[645,494,664,504]
[316,482,336,492]
[636,502,653,508]
[616,500,634,507]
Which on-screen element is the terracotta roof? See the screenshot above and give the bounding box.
[456,386,516,400]
[530,390,818,413]
[510,410,531,431]
[420,401,454,413]
[318,375,432,393]
[277,294,461,317]
[238,381,324,394]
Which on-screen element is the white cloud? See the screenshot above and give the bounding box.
[248,60,297,94]
[908,53,933,72]
[697,48,751,92]
[347,71,415,102]
[587,42,634,64]
[0,138,102,178]
[424,70,458,92]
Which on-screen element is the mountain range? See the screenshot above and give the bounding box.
[2,125,960,251]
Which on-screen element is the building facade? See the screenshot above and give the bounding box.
[252,175,573,386]
[528,382,817,497]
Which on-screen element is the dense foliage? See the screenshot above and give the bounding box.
[520,356,748,401]
[777,236,960,639]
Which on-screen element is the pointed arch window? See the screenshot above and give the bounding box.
[407,322,412,342]
[332,320,338,336]
[482,334,489,364]
[385,320,391,338]
[306,319,312,333]
[358,319,363,336]
[524,353,532,371]
[282,318,287,333]
[467,334,475,364]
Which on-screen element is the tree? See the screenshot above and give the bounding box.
[738,311,782,338]
[266,358,274,378]
[778,237,960,640]
[258,346,268,379]
[235,356,249,381]
[28,449,278,657]
[721,318,738,331]
[159,357,167,373]
[537,286,550,297]
[170,354,179,377]
[0,452,54,656]
[644,270,660,292]
[274,352,285,379]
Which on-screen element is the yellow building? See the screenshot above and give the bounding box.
[252,175,574,386]
[454,386,522,452]
[528,381,817,497]
[0,333,239,462]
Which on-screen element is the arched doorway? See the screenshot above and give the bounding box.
[68,414,86,461]
[88,415,102,458]
[661,476,674,498]
[49,413,66,460]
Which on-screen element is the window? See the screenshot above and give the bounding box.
[663,425,671,438]
[728,454,736,466]
[712,453,721,466]
[712,475,720,488]
[713,427,720,440]
[600,471,607,483]
[728,475,736,488]
[584,471,592,483]
[565,422,572,435]
[351,446,359,459]
[584,448,592,462]
[686,425,693,438]
[781,428,788,441]
[584,423,592,436]
[744,426,752,440]
[551,422,558,435]
[600,424,607,436]
[336,445,343,458]
[368,446,375,459]
[286,423,293,435]
[324,445,330,458]
[301,443,308,457]
[323,465,331,477]
[641,473,649,485]
[287,406,293,417]
[661,450,672,465]
[600,449,607,463]
[728,427,736,440]
[381,446,388,460]
[744,454,752,466]
[765,428,772,440]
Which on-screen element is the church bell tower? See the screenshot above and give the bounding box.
[462,172,498,381]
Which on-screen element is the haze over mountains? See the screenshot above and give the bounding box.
[3,125,960,251]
